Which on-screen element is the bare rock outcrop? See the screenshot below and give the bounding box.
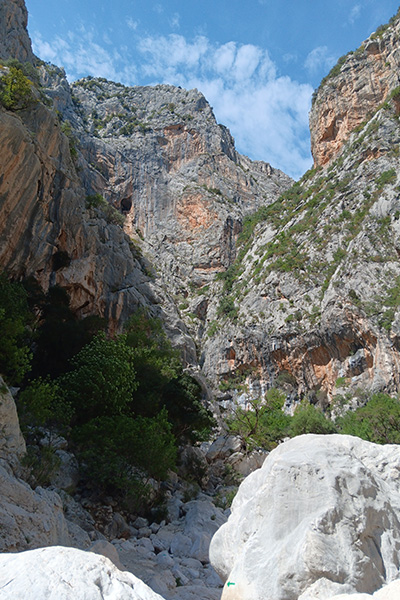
[0,379,94,553]
[0,0,34,63]
[0,546,166,600]
[310,13,400,166]
[209,434,400,600]
[0,375,25,460]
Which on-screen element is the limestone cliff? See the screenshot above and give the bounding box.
[4,0,400,411]
[0,3,291,365]
[198,11,400,405]
[0,0,34,63]
[310,10,400,167]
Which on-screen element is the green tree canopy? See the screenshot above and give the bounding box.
[60,332,137,424]
[0,273,32,384]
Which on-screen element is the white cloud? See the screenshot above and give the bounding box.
[126,17,139,31]
[304,46,336,74]
[349,4,361,24]
[170,13,180,30]
[32,28,136,83]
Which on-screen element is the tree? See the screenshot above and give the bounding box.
[289,402,337,437]
[124,310,215,441]
[0,66,34,110]
[18,377,72,437]
[60,332,137,424]
[0,273,32,384]
[228,388,291,451]
[73,410,177,510]
[337,393,400,444]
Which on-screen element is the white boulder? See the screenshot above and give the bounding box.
[0,545,166,600]
[209,434,400,600]
[327,579,400,599]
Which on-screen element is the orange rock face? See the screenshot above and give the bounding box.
[310,28,400,167]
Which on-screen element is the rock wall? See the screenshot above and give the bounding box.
[0,0,34,63]
[310,15,400,166]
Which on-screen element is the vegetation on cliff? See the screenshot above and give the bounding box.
[0,273,215,512]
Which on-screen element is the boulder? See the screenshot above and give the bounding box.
[327,579,400,599]
[209,434,400,600]
[0,546,165,600]
[0,460,71,552]
[206,436,242,462]
[0,376,25,460]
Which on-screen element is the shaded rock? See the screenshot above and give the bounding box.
[0,376,25,461]
[210,434,400,600]
[104,511,131,539]
[0,0,34,63]
[206,436,242,462]
[89,539,126,570]
[51,449,79,492]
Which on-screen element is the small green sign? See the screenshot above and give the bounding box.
[227,582,236,587]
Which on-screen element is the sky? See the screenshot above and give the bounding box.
[25,1,400,180]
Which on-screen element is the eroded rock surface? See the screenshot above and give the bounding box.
[310,16,400,166]
[210,434,400,600]
[0,0,34,63]
[0,546,166,600]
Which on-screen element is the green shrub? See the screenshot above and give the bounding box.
[289,402,337,436]
[60,332,137,424]
[228,388,291,451]
[337,393,400,444]
[18,377,72,435]
[21,445,61,487]
[0,65,35,110]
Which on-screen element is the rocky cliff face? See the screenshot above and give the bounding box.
[0,9,291,365]
[44,74,291,299]
[310,11,400,167]
[0,0,34,63]
[3,0,400,410]
[195,9,400,406]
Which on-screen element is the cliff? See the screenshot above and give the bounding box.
[310,10,400,166]
[0,0,34,63]
[197,10,400,405]
[3,0,400,410]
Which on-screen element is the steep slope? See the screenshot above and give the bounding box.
[310,9,400,167]
[0,0,34,63]
[201,12,400,404]
[41,71,291,303]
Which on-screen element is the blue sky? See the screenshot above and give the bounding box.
[25,0,400,179]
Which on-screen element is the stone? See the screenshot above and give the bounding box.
[156,551,175,569]
[104,512,131,539]
[89,539,126,570]
[134,516,150,529]
[210,434,400,600]
[0,546,166,600]
[326,580,400,600]
[206,436,242,462]
[0,460,71,552]
[51,449,80,492]
[0,377,25,461]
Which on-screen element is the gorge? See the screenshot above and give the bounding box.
[2,0,400,599]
